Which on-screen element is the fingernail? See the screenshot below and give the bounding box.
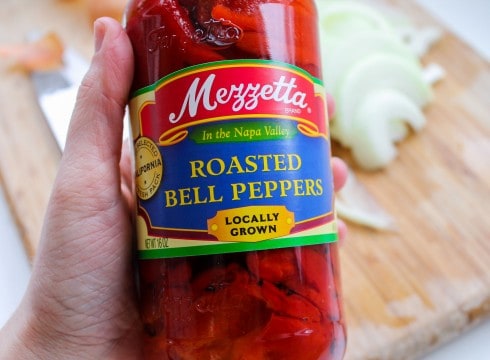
[94,18,107,52]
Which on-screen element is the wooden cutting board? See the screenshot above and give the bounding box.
[0,0,489,359]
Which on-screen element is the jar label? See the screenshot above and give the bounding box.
[129,60,338,259]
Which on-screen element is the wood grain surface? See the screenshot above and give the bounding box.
[0,0,489,359]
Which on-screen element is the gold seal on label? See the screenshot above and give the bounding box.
[135,137,163,200]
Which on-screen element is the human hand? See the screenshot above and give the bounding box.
[0,17,347,360]
[327,93,349,242]
[1,17,141,360]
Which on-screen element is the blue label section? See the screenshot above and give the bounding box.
[140,117,333,237]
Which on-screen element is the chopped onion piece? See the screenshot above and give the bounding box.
[333,53,431,147]
[396,26,443,57]
[423,63,446,85]
[350,89,426,170]
[336,169,397,231]
[318,0,442,171]
[322,30,417,92]
[316,0,445,229]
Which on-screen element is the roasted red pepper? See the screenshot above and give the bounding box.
[126,0,346,358]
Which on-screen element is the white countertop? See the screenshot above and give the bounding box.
[1,0,489,358]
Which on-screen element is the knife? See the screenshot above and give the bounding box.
[31,45,89,150]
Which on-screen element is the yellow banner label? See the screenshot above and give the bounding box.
[207,205,295,242]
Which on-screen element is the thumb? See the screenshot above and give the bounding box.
[34,18,134,265]
[62,17,133,184]
[40,16,134,238]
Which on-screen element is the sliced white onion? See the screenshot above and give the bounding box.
[318,0,393,50]
[396,25,443,57]
[336,169,397,231]
[350,89,426,170]
[333,53,431,147]
[316,0,443,229]
[423,63,446,85]
[323,30,417,92]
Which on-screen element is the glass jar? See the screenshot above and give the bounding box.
[125,0,346,358]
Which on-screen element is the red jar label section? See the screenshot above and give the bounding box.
[133,60,329,144]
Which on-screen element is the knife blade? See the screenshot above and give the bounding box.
[31,46,89,150]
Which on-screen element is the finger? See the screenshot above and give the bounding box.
[326,95,346,242]
[61,17,134,184]
[331,157,348,244]
[332,156,348,192]
[337,219,348,245]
